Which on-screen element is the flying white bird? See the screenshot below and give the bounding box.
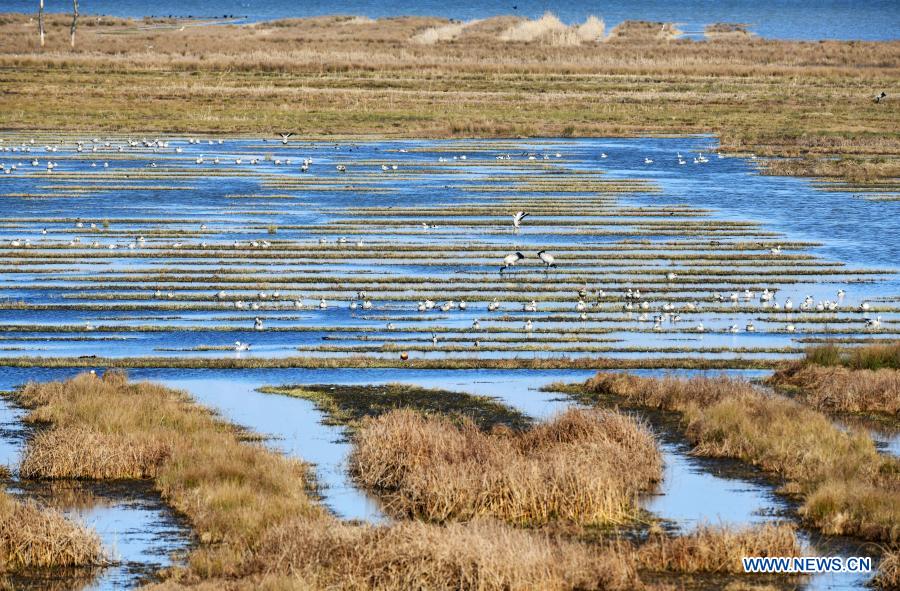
[512,211,529,231]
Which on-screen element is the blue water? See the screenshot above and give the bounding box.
[4,0,899,40]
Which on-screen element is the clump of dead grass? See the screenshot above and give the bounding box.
[874,546,900,589]
[351,407,661,526]
[635,523,802,573]
[0,490,105,571]
[499,13,605,46]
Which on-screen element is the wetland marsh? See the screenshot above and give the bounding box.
[0,7,898,591]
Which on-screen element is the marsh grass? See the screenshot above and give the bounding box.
[0,489,105,571]
[634,523,801,574]
[767,343,900,415]
[351,408,661,526]
[575,373,900,541]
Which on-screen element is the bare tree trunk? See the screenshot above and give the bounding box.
[70,0,79,48]
[38,0,45,47]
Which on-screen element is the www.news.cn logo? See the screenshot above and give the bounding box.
[742,556,872,574]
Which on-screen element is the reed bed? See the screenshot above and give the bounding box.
[351,408,661,525]
[0,489,105,571]
[574,373,900,541]
[767,343,900,415]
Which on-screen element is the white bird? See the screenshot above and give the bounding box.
[319,298,328,309]
[866,316,882,329]
[458,300,467,310]
[600,153,607,159]
[512,211,529,231]
[746,322,756,332]
[280,133,293,144]
[644,157,653,164]
[487,298,500,312]
[254,317,264,330]
[524,319,533,332]
[666,272,677,281]
[234,341,251,352]
[786,324,795,333]
[696,322,705,332]
[472,319,480,330]
[500,252,525,273]
[729,324,740,333]
[537,250,555,268]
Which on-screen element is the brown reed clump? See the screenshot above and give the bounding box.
[874,546,900,590]
[350,407,661,526]
[15,370,324,559]
[583,372,757,411]
[20,426,170,479]
[634,523,802,573]
[0,490,105,571]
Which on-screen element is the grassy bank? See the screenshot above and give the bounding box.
[565,373,900,542]
[0,14,897,190]
[0,488,105,572]
[768,343,900,415]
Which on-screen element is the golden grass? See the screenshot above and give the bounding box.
[0,488,105,571]
[498,13,604,46]
[579,373,900,541]
[634,523,801,574]
[351,407,661,526]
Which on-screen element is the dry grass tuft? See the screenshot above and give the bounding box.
[635,523,802,573]
[874,546,900,589]
[20,426,170,479]
[768,342,900,414]
[583,371,755,410]
[15,370,324,557]
[0,490,105,571]
[412,20,478,45]
[351,407,661,525]
[498,13,604,46]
